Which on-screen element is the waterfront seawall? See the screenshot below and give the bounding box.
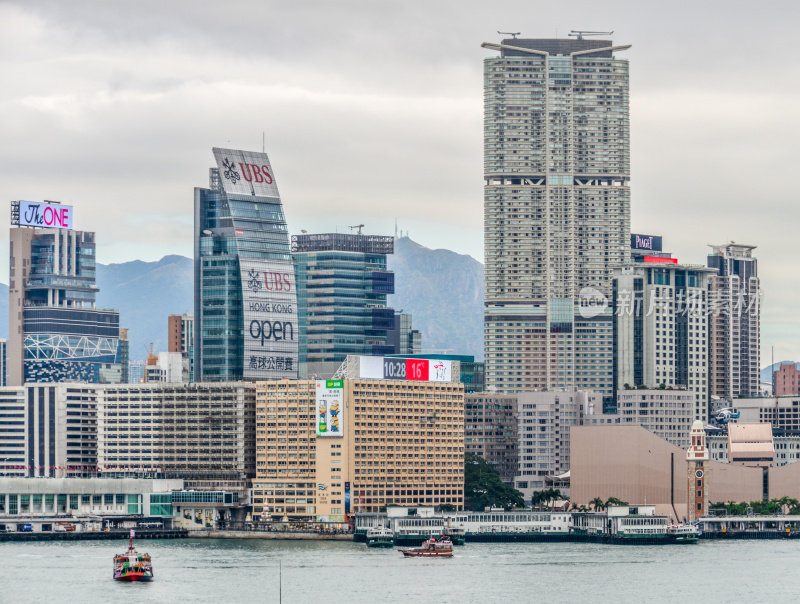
[188,530,352,540]
[0,529,187,542]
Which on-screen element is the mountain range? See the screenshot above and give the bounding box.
[0,242,793,374]
[0,237,485,362]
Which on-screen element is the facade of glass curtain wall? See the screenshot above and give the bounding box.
[194,148,298,381]
[482,38,631,397]
[292,233,396,374]
[9,223,122,385]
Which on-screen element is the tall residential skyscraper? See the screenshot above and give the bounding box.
[481,36,631,396]
[194,148,298,382]
[8,201,122,385]
[291,232,400,377]
[707,242,760,399]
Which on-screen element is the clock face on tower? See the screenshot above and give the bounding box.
[695,469,704,479]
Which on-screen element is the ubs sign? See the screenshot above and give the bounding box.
[241,261,298,379]
[213,147,280,198]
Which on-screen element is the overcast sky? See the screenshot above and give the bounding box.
[1,0,798,365]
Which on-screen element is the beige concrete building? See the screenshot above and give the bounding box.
[728,396,800,432]
[252,378,464,524]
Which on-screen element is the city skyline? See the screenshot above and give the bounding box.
[1,1,799,364]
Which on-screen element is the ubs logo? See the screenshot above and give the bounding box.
[247,269,262,293]
[265,272,292,292]
[221,158,241,184]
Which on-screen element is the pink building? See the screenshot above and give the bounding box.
[774,363,800,396]
[571,425,800,521]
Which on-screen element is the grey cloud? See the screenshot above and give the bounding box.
[1,0,799,364]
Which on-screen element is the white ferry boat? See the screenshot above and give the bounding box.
[366,526,394,548]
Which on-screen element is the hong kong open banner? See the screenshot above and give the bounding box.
[213,147,280,198]
[241,258,298,379]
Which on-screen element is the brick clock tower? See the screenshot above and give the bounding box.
[686,419,709,522]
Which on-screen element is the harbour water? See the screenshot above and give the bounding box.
[0,538,796,603]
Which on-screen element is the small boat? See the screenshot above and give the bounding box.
[399,536,453,557]
[442,526,466,546]
[666,524,700,544]
[113,530,154,581]
[366,526,394,548]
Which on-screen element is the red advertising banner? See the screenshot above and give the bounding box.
[406,359,429,381]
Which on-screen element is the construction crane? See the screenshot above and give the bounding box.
[349,224,365,235]
[569,30,614,40]
[497,31,521,39]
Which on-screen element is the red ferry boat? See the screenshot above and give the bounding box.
[113,530,154,581]
[399,535,453,557]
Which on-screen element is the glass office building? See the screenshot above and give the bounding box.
[292,233,398,377]
[194,148,298,381]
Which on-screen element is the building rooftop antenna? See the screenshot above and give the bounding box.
[497,31,521,39]
[568,30,614,40]
[349,224,365,235]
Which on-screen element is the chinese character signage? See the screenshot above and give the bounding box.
[316,380,344,437]
[358,356,452,382]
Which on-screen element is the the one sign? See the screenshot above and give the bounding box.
[358,356,452,382]
[630,234,662,252]
[213,147,280,198]
[316,380,344,437]
[18,201,73,229]
[242,258,298,379]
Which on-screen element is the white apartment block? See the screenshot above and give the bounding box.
[513,390,597,501]
[584,389,694,449]
[613,262,715,422]
[0,384,98,478]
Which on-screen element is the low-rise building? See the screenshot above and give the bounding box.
[97,382,256,495]
[728,396,800,433]
[0,477,183,518]
[464,393,517,483]
[584,389,694,449]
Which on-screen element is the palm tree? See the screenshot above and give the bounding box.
[590,497,605,512]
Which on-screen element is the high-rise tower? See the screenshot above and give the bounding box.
[8,201,122,385]
[707,242,760,399]
[194,148,298,381]
[481,36,631,396]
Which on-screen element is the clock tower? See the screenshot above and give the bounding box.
[686,420,709,522]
